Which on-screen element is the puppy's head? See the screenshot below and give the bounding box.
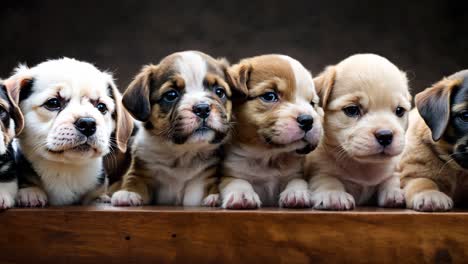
[7,58,133,163]
[229,55,323,154]
[0,82,24,154]
[416,70,468,169]
[123,51,232,146]
[315,54,411,163]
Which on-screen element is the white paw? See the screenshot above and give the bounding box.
[311,190,355,210]
[0,192,15,209]
[111,190,143,206]
[411,190,453,212]
[222,190,261,209]
[279,189,312,208]
[93,194,111,204]
[16,187,48,207]
[202,194,220,207]
[378,188,405,208]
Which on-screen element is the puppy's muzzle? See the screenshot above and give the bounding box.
[74,117,97,137]
[297,114,313,132]
[193,103,211,120]
[374,129,393,147]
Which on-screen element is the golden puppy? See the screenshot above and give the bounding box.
[306,54,411,210]
[219,54,323,209]
[400,70,468,211]
[111,51,233,206]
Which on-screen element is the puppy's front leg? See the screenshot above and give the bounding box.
[309,174,355,210]
[220,177,261,209]
[279,178,312,208]
[111,172,152,206]
[377,175,405,208]
[404,178,453,211]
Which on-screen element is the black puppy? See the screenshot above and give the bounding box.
[0,82,24,209]
[400,70,468,211]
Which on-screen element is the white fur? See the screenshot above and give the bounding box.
[410,190,453,211]
[177,52,207,92]
[0,180,17,209]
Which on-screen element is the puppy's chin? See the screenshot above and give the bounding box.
[262,125,322,155]
[172,126,227,145]
[44,144,107,163]
[344,146,402,164]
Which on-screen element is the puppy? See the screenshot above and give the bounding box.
[6,58,133,206]
[219,54,323,209]
[111,51,233,206]
[400,70,468,211]
[306,54,411,210]
[0,81,24,209]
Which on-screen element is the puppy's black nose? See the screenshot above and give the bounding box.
[193,103,211,119]
[375,129,393,147]
[74,117,96,137]
[297,114,314,132]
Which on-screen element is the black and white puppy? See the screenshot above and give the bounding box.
[6,58,133,206]
[0,81,24,209]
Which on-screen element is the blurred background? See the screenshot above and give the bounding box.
[1,0,467,93]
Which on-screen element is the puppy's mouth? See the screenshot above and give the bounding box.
[47,143,96,154]
[296,143,317,155]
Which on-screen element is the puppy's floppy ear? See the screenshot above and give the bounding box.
[415,78,461,141]
[108,83,134,153]
[227,61,252,100]
[313,66,336,108]
[1,83,24,135]
[122,65,158,122]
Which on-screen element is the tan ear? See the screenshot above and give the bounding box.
[313,66,336,108]
[1,83,24,135]
[109,84,134,153]
[415,78,461,141]
[227,61,252,97]
[122,65,157,121]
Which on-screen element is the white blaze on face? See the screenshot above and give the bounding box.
[176,52,207,93]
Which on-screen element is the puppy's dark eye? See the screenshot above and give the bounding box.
[0,107,8,120]
[96,103,108,115]
[343,105,361,117]
[457,110,468,123]
[260,92,279,103]
[395,107,406,117]
[214,86,226,99]
[162,90,179,103]
[43,98,62,111]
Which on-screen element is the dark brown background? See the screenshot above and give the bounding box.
[1,0,467,94]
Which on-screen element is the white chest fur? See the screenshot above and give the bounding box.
[32,158,102,205]
[225,145,303,206]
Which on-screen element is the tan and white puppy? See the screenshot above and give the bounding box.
[219,54,323,209]
[306,54,411,210]
[6,58,133,206]
[111,51,233,206]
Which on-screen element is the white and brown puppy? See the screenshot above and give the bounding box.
[306,54,411,210]
[0,81,24,209]
[6,58,133,206]
[219,54,323,209]
[111,51,233,206]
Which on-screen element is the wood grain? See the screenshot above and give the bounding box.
[0,206,467,263]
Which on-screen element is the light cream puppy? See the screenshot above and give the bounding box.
[6,58,133,206]
[220,54,324,209]
[306,54,411,210]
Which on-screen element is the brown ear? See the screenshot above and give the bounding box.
[313,66,336,108]
[122,65,157,122]
[1,83,24,135]
[109,84,134,153]
[415,78,461,141]
[227,61,252,98]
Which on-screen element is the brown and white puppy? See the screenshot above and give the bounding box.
[111,51,233,206]
[6,58,133,206]
[400,70,468,211]
[0,81,24,209]
[306,54,411,210]
[219,54,323,209]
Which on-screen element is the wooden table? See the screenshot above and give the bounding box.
[1,206,466,263]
